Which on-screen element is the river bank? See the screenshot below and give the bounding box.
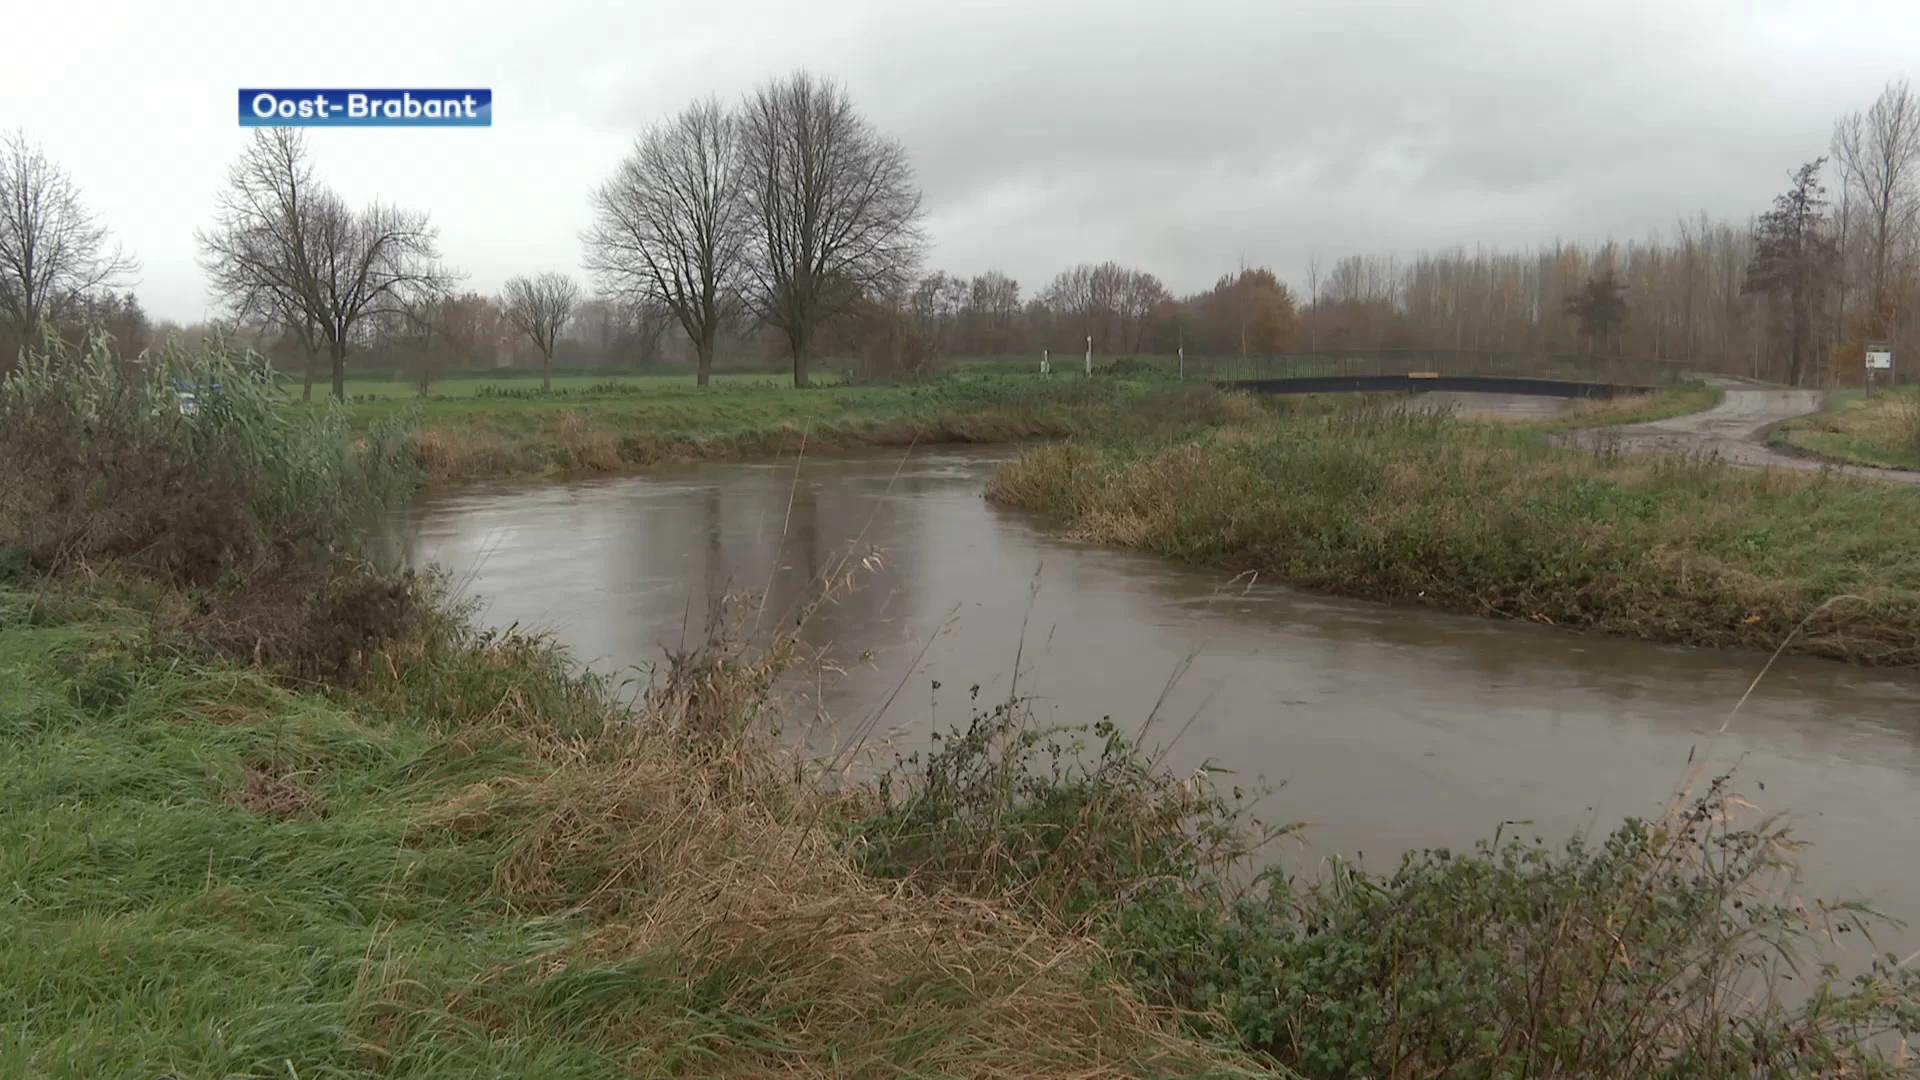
[987,403,1920,666]
[344,371,1721,485]
[357,375,1271,484]
[0,345,1271,1078]
[7,343,1916,1077]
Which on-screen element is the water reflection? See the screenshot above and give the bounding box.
[382,448,1920,957]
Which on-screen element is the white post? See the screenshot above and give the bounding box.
[1041,349,1049,376]
[1179,345,1185,381]
[1084,335,1092,377]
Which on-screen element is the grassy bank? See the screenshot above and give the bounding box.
[352,376,1296,484]
[5,340,1917,1077]
[0,339,1267,1078]
[988,403,1920,665]
[2,574,1290,1079]
[1521,378,1725,431]
[1772,386,1920,471]
[347,371,1725,485]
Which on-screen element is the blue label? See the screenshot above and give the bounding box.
[238,89,493,127]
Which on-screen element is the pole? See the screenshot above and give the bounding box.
[1041,349,1048,376]
[1179,344,1185,382]
[1084,335,1092,378]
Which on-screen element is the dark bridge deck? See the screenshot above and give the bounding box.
[1219,374,1654,399]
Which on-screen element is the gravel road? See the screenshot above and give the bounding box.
[1555,377,1920,486]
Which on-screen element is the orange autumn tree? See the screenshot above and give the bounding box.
[1829,277,1918,386]
[1188,267,1299,356]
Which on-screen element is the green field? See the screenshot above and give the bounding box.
[335,374,1286,483]
[1772,386,1920,471]
[315,365,1731,485]
[1520,380,1725,431]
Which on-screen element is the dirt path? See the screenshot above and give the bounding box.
[1555,377,1920,486]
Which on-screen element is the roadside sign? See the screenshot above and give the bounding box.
[1867,349,1893,370]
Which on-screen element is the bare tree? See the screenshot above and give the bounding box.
[740,71,925,387]
[585,97,748,387]
[0,129,137,360]
[502,272,582,390]
[967,271,1022,353]
[1831,79,1920,299]
[1305,252,1322,351]
[197,129,455,401]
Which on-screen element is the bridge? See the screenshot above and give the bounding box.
[1195,350,1679,400]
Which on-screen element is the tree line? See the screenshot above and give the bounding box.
[5,76,1919,392]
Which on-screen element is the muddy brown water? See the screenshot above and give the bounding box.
[381,446,1920,965]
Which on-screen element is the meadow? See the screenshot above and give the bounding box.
[1773,385,1920,471]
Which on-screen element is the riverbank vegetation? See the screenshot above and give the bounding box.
[1772,386,1920,471]
[1521,378,1724,431]
[6,339,1918,1078]
[380,374,1286,483]
[339,366,1725,485]
[0,340,1261,1078]
[989,401,1920,666]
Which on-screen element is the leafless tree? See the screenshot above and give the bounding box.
[967,271,1022,353]
[1305,252,1322,350]
[585,97,748,387]
[1113,267,1168,354]
[1831,78,1920,298]
[502,272,582,390]
[198,130,454,401]
[740,71,925,386]
[0,129,137,361]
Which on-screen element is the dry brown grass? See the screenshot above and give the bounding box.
[226,762,323,820]
[555,411,624,472]
[402,578,1267,1078]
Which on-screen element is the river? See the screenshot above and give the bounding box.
[381,446,1920,961]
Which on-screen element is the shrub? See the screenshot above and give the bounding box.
[0,332,423,677]
[851,691,1920,1078]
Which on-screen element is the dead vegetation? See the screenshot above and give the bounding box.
[374,576,1269,1078]
[226,761,324,820]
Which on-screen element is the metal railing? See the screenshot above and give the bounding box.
[1184,350,1678,388]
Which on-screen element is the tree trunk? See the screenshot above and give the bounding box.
[543,350,552,392]
[302,347,317,402]
[330,340,347,402]
[695,331,714,388]
[791,326,811,388]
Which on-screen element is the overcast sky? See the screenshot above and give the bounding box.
[7,0,1919,323]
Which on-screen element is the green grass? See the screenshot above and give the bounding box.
[0,578,1265,1080]
[350,375,1290,484]
[1772,386,1920,471]
[322,366,1727,486]
[0,584,590,1079]
[1519,379,1725,432]
[987,403,1920,665]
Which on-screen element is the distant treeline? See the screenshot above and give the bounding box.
[7,78,1919,389]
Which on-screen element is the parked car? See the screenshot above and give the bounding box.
[169,377,222,416]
